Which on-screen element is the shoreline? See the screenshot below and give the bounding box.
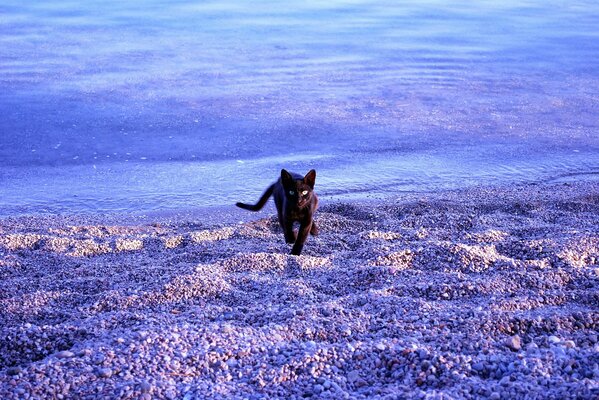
[1,181,598,399]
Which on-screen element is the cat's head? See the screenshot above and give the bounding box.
[281,169,316,208]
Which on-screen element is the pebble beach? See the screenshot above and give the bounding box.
[1,181,598,399]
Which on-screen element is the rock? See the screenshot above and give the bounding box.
[348,370,360,382]
[473,362,485,372]
[339,325,352,337]
[313,384,324,394]
[552,347,566,358]
[226,358,239,368]
[140,380,152,393]
[355,379,368,388]
[7,367,21,376]
[78,349,92,357]
[97,368,112,378]
[56,350,75,359]
[183,393,194,400]
[548,335,561,344]
[421,360,431,371]
[92,354,106,365]
[505,335,521,351]
[526,342,538,353]
[563,340,576,348]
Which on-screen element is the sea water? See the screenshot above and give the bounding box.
[1,0,598,216]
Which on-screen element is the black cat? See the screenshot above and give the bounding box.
[236,169,319,255]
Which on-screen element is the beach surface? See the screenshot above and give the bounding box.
[1,181,598,399]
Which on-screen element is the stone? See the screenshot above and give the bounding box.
[552,347,566,358]
[548,336,561,344]
[526,342,538,353]
[140,380,152,393]
[78,349,92,357]
[97,368,112,378]
[421,360,431,371]
[348,370,360,382]
[92,354,106,365]
[56,350,75,359]
[473,362,485,372]
[226,358,239,368]
[505,335,521,351]
[355,379,368,388]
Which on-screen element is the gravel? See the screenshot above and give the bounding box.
[0,181,598,399]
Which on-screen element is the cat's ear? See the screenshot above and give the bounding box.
[304,169,316,188]
[281,169,294,189]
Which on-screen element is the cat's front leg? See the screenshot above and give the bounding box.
[283,221,296,244]
[291,220,312,255]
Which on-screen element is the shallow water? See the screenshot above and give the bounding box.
[1,0,598,216]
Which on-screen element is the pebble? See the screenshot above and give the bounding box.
[473,362,485,372]
[355,378,368,388]
[505,335,521,351]
[348,370,360,382]
[526,342,538,353]
[339,325,352,337]
[56,351,75,359]
[548,336,561,344]
[97,368,112,378]
[552,347,566,358]
[92,354,106,365]
[1,184,597,400]
[140,380,152,393]
[421,360,431,371]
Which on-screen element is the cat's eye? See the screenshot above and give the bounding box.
[302,190,309,196]
[289,190,295,195]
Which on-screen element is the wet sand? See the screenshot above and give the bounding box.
[1,181,598,399]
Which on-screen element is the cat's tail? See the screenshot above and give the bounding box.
[236,184,275,211]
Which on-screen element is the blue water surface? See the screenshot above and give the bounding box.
[1,0,598,216]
